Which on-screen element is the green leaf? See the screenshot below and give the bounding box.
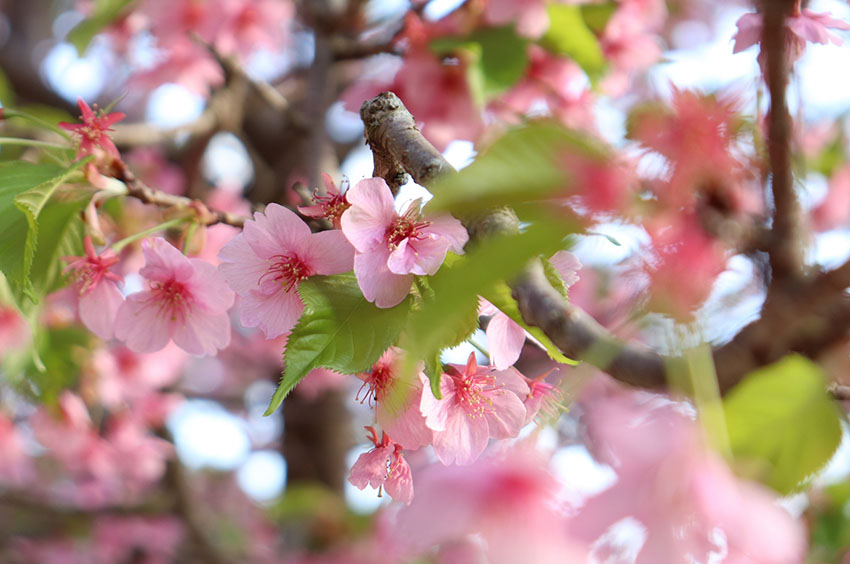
[580,2,617,34]
[431,26,529,101]
[723,355,843,494]
[12,325,92,403]
[15,159,89,299]
[67,0,134,55]
[427,121,600,215]
[265,273,411,415]
[542,256,569,299]
[540,4,607,81]
[0,161,69,303]
[405,219,577,393]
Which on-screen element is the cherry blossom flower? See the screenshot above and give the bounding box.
[397,449,586,563]
[62,236,125,340]
[419,353,528,465]
[0,414,34,486]
[733,3,850,65]
[349,426,414,505]
[58,98,125,160]
[357,347,432,450]
[115,238,234,355]
[216,0,293,58]
[297,173,351,229]
[568,384,806,564]
[340,177,468,308]
[218,203,354,339]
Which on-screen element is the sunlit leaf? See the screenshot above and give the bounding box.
[723,355,842,494]
[431,26,529,101]
[0,161,86,305]
[540,4,607,81]
[266,273,411,415]
[67,0,134,55]
[427,121,600,215]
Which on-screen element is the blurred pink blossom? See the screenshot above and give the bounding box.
[340,177,467,308]
[115,238,234,355]
[813,164,850,231]
[397,448,586,563]
[570,384,806,564]
[733,5,850,65]
[218,203,354,338]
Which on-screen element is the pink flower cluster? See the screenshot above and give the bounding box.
[64,237,235,356]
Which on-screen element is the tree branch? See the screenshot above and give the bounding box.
[113,161,247,228]
[763,0,805,281]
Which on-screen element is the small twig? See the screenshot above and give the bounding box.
[113,160,247,228]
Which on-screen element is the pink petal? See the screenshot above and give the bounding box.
[423,215,469,254]
[217,233,270,295]
[419,373,454,432]
[353,248,412,308]
[483,384,528,439]
[340,178,396,252]
[549,250,581,288]
[388,235,450,276]
[303,230,355,275]
[486,312,526,370]
[263,203,312,255]
[242,212,281,259]
[385,457,414,504]
[139,238,193,282]
[171,309,231,355]
[732,12,762,53]
[377,387,433,450]
[79,280,124,340]
[187,258,235,313]
[349,446,391,490]
[239,288,304,339]
[114,293,173,353]
[432,406,490,465]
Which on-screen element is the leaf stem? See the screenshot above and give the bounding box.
[111,216,191,253]
[0,137,72,151]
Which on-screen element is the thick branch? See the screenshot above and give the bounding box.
[763,0,805,280]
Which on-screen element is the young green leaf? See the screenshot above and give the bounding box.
[539,4,607,81]
[431,26,529,101]
[265,273,411,415]
[67,0,134,55]
[0,161,86,305]
[426,121,600,215]
[723,355,843,494]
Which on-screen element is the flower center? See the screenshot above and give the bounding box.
[260,254,313,293]
[385,207,430,250]
[314,192,350,224]
[357,364,393,406]
[450,369,499,418]
[151,279,191,322]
